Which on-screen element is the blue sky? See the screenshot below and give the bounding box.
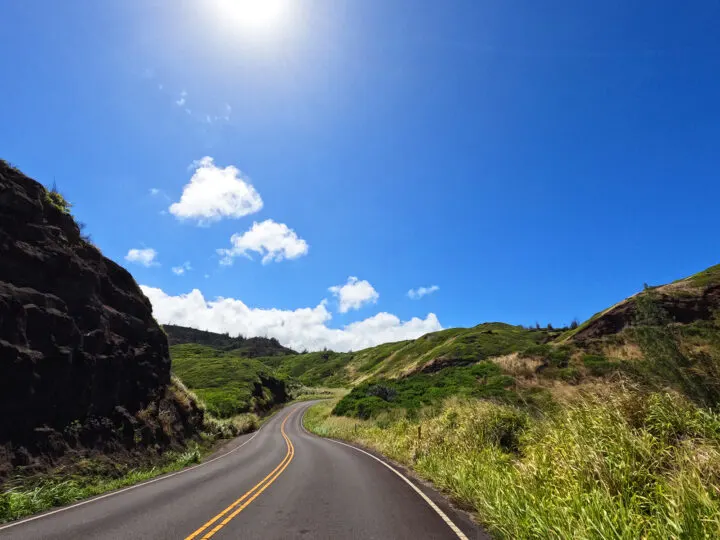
[1,1,718,351]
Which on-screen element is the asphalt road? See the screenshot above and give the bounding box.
[0,402,486,539]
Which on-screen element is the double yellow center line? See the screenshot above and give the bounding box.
[184,411,296,540]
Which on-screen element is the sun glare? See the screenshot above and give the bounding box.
[216,0,287,31]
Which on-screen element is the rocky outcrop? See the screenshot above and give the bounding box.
[0,161,201,477]
[572,285,720,342]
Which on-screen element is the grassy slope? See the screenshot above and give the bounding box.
[164,324,296,356]
[259,323,558,388]
[303,263,720,538]
[306,392,720,539]
[685,263,720,288]
[171,344,286,418]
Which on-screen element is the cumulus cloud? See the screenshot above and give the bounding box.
[329,277,379,313]
[408,285,440,300]
[140,285,442,352]
[125,248,159,267]
[169,157,263,224]
[172,261,192,276]
[217,219,309,265]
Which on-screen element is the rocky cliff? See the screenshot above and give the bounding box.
[571,273,720,342]
[0,161,201,478]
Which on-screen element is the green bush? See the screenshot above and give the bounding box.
[582,354,620,376]
[333,362,517,419]
[521,344,572,367]
[44,186,72,215]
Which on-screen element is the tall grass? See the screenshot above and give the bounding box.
[0,447,201,524]
[305,390,720,539]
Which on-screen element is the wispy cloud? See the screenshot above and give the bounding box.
[408,285,439,300]
[172,261,192,276]
[176,90,188,107]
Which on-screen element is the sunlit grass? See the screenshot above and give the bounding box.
[305,391,720,539]
[0,447,201,524]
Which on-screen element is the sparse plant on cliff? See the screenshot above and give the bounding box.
[44,183,72,215]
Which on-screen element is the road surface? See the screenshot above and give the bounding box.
[0,402,485,539]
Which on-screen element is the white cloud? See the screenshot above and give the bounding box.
[408,285,440,300]
[218,219,309,265]
[140,285,442,352]
[172,262,192,276]
[125,248,159,267]
[150,188,160,196]
[169,157,263,224]
[176,90,187,106]
[329,277,379,313]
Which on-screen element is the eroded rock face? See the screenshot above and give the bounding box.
[572,286,720,341]
[0,161,199,475]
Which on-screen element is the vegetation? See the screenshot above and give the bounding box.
[333,363,517,419]
[44,183,72,215]
[164,325,295,357]
[306,390,720,539]
[306,271,720,538]
[0,447,202,524]
[259,350,357,387]
[254,323,559,389]
[171,344,287,418]
[684,263,720,288]
[0,375,263,525]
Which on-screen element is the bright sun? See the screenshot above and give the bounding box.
[216,0,287,31]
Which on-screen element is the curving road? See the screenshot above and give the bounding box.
[0,402,486,539]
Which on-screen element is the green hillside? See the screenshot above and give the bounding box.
[258,323,560,389]
[306,263,720,539]
[165,324,296,357]
[171,344,288,418]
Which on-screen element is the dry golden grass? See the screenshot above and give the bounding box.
[490,353,544,378]
[600,341,644,361]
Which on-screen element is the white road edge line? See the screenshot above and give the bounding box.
[0,406,296,532]
[298,404,469,540]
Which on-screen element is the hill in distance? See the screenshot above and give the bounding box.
[171,262,720,419]
[164,324,296,357]
[170,343,289,418]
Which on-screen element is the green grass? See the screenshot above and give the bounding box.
[256,323,554,389]
[259,350,356,387]
[685,263,720,288]
[306,391,720,539]
[0,447,201,524]
[333,362,518,419]
[171,344,287,418]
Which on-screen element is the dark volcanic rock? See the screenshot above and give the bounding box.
[572,286,720,341]
[0,161,201,475]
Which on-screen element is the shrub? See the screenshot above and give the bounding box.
[367,384,397,402]
[44,184,72,215]
[582,354,619,376]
